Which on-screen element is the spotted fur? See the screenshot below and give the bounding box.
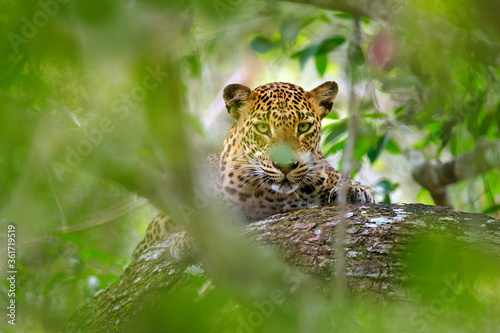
[132,81,373,260]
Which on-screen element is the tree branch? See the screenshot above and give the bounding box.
[62,203,500,332]
[411,140,500,206]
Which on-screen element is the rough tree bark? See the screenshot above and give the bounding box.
[62,203,500,333]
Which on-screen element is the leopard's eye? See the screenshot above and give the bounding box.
[297,123,312,134]
[255,123,271,135]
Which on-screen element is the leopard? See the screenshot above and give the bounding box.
[132,81,373,260]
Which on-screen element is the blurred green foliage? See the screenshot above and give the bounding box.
[0,0,499,331]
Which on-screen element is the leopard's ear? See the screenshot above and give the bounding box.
[307,81,339,119]
[223,84,252,120]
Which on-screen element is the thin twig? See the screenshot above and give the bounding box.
[333,15,362,301]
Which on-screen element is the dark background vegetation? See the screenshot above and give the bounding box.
[0,0,499,331]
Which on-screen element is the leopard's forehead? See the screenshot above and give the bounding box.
[253,82,307,96]
[251,82,310,113]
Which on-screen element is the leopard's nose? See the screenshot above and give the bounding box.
[272,161,299,175]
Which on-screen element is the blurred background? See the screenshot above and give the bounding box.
[0,0,499,331]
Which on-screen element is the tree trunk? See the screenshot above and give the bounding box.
[62,203,500,333]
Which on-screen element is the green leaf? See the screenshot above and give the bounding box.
[184,54,201,77]
[322,119,348,145]
[385,138,401,154]
[367,133,391,163]
[393,106,405,118]
[300,16,318,29]
[319,36,346,53]
[81,249,111,263]
[315,52,328,77]
[482,204,500,215]
[479,112,495,136]
[362,112,387,119]
[293,37,344,70]
[292,44,320,68]
[318,14,332,23]
[354,136,374,160]
[376,179,398,192]
[375,178,399,203]
[325,110,339,120]
[324,138,345,156]
[250,35,274,54]
[334,12,353,20]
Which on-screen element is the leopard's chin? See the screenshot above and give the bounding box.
[270,182,299,194]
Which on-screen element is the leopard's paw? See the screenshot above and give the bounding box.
[328,180,374,204]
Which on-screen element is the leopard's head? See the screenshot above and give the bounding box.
[220,81,338,194]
